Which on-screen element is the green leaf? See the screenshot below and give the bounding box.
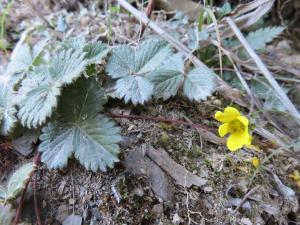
[183,67,216,101]
[0,82,17,136]
[106,38,172,104]
[0,204,15,225]
[83,42,108,64]
[218,1,232,17]
[0,163,35,203]
[6,41,46,84]
[39,77,122,172]
[17,49,87,128]
[246,26,285,50]
[62,37,108,64]
[147,54,185,100]
[115,76,154,105]
[251,80,287,112]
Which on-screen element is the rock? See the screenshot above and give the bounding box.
[172,213,183,224]
[62,214,82,225]
[56,205,69,223]
[241,217,253,225]
[151,204,163,219]
[58,181,67,196]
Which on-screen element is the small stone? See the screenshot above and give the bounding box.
[58,181,67,196]
[42,200,47,208]
[133,187,144,197]
[62,214,82,225]
[69,198,75,205]
[151,204,163,219]
[172,213,183,224]
[56,205,69,223]
[203,186,213,193]
[241,217,253,225]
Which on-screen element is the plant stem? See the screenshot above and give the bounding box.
[34,171,42,225]
[13,152,41,225]
[107,112,225,145]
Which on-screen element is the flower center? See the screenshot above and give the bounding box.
[229,119,245,133]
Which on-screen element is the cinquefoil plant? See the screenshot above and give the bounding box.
[1,37,217,172]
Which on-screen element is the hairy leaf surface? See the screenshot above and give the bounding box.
[106,38,171,104]
[115,76,154,105]
[0,163,35,203]
[183,67,216,101]
[246,26,284,50]
[62,37,108,64]
[17,49,87,128]
[147,54,185,100]
[0,82,17,136]
[0,204,15,225]
[39,77,121,172]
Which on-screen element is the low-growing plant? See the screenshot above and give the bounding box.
[0,36,217,172]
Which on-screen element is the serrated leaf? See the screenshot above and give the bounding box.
[83,42,108,64]
[147,54,185,100]
[62,37,108,64]
[0,204,15,225]
[106,38,171,104]
[39,77,121,172]
[251,80,287,112]
[183,67,216,101]
[17,49,87,128]
[6,44,33,75]
[6,41,46,85]
[115,76,154,105]
[106,45,135,79]
[0,82,17,136]
[135,39,171,74]
[246,26,284,50]
[0,163,35,203]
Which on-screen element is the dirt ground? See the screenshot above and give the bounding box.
[0,0,300,225]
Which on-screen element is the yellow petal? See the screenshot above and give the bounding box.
[215,107,240,123]
[237,116,249,127]
[218,123,230,137]
[251,157,260,168]
[289,170,300,181]
[227,130,251,151]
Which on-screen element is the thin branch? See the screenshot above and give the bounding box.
[107,112,225,145]
[141,0,156,35]
[226,17,300,124]
[232,186,260,213]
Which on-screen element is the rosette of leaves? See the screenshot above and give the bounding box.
[17,39,108,129]
[0,82,17,136]
[0,163,35,204]
[106,38,172,105]
[39,77,122,172]
[147,53,217,101]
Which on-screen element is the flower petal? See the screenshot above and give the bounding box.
[237,116,249,127]
[218,123,230,137]
[227,130,251,151]
[215,107,240,123]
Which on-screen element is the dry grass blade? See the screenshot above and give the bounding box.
[226,17,300,124]
[207,0,275,38]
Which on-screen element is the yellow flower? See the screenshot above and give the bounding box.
[289,170,300,188]
[251,157,260,168]
[215,106,252,151]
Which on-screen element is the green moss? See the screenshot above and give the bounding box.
[157,132,170,148]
